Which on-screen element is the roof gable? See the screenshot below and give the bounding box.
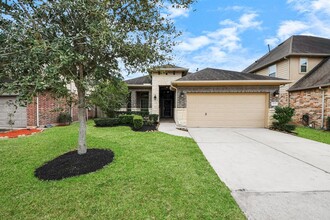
[288,57,330,91]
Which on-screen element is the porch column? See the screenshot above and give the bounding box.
[131,91,137,108]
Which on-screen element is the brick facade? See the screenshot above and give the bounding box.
[279,92,289,106]
[27,92,79,127]
[289,87,330,128]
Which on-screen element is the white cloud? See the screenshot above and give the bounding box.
[174,12,263,72]
[162,3,190,19]
[177,36,211,51]
[266,0,330,47]
[264,38,279,47]
[312,0,330,14]
[277,20,308,40]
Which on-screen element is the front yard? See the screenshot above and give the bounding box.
[0,122,244,219]
[295,126,330,144]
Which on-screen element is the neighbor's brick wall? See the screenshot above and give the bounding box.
[289,87,330,128]
[279,92,289,106]
[27,92,79,127]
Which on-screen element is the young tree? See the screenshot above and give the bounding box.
[0,0,194,154]
[90,80,128,118]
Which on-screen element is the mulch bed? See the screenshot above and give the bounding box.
[0,129,42,138]
[35,149,114,181]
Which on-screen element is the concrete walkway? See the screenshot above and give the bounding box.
[189,128,330,220]
[158,120,191,138]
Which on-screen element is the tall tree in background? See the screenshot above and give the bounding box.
[0,0,194,154]
[90,80,129,118]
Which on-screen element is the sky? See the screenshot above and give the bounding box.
[125,0,330,79]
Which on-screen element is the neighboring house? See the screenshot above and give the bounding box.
[244,35,330,128]
[0,92,79,129]
[125,65,288,128]
[0,82,97,129]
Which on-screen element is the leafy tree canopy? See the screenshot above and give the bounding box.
[0,0,194,154]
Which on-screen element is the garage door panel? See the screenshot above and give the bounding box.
[0,97,27,128]
[187,93,267,128]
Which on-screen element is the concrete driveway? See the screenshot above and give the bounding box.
[189,128,330,220]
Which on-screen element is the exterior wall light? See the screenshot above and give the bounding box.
[180,91,184,98]
[154,95,157,100]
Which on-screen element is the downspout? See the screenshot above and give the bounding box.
[36,95,40,127]
[320,87,325,129]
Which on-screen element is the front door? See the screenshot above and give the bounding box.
[163,99,172,118]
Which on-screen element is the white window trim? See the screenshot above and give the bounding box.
[299,58,308,74]
[268,64,276,77]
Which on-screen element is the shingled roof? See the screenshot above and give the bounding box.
[177,68,286,81]
[244,35,330,73]
[125,75,151,85]
[288,57,330,91]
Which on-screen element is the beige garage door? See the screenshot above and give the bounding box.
[187,93,267,128]
[0,96,27,128]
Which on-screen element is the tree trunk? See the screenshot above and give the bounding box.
[77,86,87,154]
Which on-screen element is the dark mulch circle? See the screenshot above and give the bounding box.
[133,124,158,132]
[35,149,114,181]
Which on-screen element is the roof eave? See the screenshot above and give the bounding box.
[127,84,152,88]
[288,83,330,92]
[148,68,189,72]
[172,80,292,87]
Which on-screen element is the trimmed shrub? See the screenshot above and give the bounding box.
[149,114,159,123]
[94,118,120,127]
[116,111,149,117]
[326,117,330,131]
[133,115,143,130]
[57,112,72,124]
[118,115,134,124]
[144,120,154,126]
[272,106,296,132]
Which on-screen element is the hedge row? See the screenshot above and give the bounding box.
[94,118,120,127]
[94,114,153,130]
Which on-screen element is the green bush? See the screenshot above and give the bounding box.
[272,106,296,132]
[133,115,143,130]
[149,114,159,123]
[144,120,154,126]
[118,115,134,124]
[116,111,149,117]
[57,112,72,124]
[94,118,120,127]
[326,117,330,131]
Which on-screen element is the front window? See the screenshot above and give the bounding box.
[300,58,308,73]
[268,65,276,77]
[140,92,149,111]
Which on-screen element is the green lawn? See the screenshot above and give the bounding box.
[0,121,244,219]
[295,126,330,144]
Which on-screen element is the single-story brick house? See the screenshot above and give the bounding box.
[125,65,289,128]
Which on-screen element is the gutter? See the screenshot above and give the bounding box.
[172,80,292,87]
[36,95,40,127]
[320,87,326,129]
[127,84,152,88]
